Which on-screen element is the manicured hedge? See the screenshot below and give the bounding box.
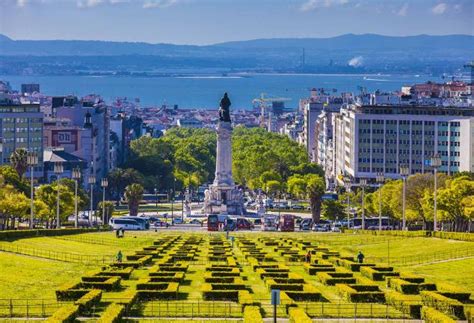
[387,278,436,295]
[0,228,99,241]
[243,306,263,323]
[288,307,312,323]
[385,291,422,319]
[336,284,385,303]
[421,306,457,323]
[304,264,336,275]
[56,281,89,301]
[81,277,121,291]
[360,266,399,281]
[75,289,102,313]
[97,304,125,323]
[339,259,376,272]
[317,272,356,286]
[137,282,179,300]
[420,291,466,319]
[45,304,79,323]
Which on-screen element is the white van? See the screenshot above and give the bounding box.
[109,218,143,231]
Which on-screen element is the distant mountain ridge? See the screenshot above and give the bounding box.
[0,33,472,56]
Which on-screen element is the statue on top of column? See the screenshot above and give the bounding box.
[219,92,231,122]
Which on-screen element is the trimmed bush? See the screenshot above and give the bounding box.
[81,277,121,291]
[317,272,356,286]
[421,306,457,323]
[243,305,263,323]
[288,307,312,323]
[304,264,336,275]
[360,266,399,281]
[137,282,179,300]
[339,259,375,272]
[55,281,89,301]
[75,289,102,313]
[385,291,422,319]
[336,284,385,303]
[239,290,261,308]
[44,304,79,323]
[97,304,125,323]
[420,291,466,319]
[387,278,436,295]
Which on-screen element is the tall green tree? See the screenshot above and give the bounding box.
[322,199,345,221]
[124,183,144,216]
[9,148,28,178]
[305,174,326,223]
[107,168,144,203]
[35,183,74,228]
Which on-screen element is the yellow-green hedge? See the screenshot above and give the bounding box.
[45,304,79,323]
[288,307,312,323]
[421,306,456,323]
[97,303,125,323]
[243,306,263,323]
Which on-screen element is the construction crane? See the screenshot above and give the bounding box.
[252,93,291,128]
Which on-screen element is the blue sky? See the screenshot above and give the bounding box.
[1,0,472,44]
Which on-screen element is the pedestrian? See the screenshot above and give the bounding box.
[115,229,119,238]
[305,250,312,263]
[357,251,365,264]
[116,250,123,263]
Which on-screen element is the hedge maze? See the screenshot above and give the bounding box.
[26,232,473,322]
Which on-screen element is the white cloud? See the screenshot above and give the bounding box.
[143,0,179,9]
[397,3,408,16]
[300,0,349,12]
[77,0,104,8]
[431,3,447,15]
[16,0,28,7]
[348,56,363,67]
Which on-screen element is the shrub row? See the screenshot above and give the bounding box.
[0,228,99,241]
[243,306,263,323]
[45,304,79,323]
[336,284,385,303]
[385,291,422,319]
[421,306,457,323]
[96,304,125,323]
[317,272,356,286]
[75,289,102,313]
[387,278,436,295]
[420,291,466,319]
[346,230,474,242]
[338,259,375,272]
[360,266,399,281]
[304,264,336,275]
[81,277,121,291]
[288,307,312,323]
[56,282,89,301]
[137,282,179,300]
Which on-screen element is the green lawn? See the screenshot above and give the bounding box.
[403,258,474,291]
[0,252,92,299]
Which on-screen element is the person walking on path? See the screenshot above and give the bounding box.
[116,250,123,263]
[357,251,365,263]
[305,250,312,263]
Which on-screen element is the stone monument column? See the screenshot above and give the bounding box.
[214,121,234,187]
[202,92,245,215]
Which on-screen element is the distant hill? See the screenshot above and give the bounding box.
[1,33,472,56]
[0,34,472,75]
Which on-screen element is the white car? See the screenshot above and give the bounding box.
[109,218,143,230]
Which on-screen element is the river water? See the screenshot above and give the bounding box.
[1,73,440,109]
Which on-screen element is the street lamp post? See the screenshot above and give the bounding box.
[344,177,351,229]
[27,152,38,229]
[360,178,367,230]
[400,165,410,231]
[171,178,176,226]
[72,168,81,228]
[54,161,63,229]
[101,178,108,225]
[88,175,96,226]
[376,172,385,231]
[154,188,158,210]
[431,154,442,232]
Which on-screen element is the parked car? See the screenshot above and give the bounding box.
[313,224,330,232]
[173,218,184,224]
[291,204,304,210]
[109,218,143,230]
[189,219,203,225]
[299,218,313,231]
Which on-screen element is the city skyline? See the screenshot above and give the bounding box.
[0,0,473,45]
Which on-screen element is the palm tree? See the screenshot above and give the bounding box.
[124,183,144,216]
[10,148,28,178]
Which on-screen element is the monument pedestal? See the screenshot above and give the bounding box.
[203,121,244,215]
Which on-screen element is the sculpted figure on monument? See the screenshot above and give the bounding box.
[219,92,231,122]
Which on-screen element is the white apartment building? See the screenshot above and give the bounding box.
[333,104,474,183]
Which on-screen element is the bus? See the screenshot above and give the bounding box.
[279,214,295,232]
[350,217,392,230]
[109,218,143,231]
[263,214,278,231]
[207,214,219,231]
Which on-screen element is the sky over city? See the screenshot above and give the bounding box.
[1,0,473,44]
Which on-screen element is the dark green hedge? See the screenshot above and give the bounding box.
[0,228,100,241]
